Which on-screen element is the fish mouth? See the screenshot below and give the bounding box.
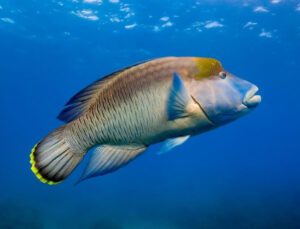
[243,86,262,108]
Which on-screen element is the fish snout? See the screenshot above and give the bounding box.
[243,86,261,108]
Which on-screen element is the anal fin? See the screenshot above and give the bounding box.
[78,144,147,183]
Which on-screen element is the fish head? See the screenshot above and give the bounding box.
[189,57,261,125]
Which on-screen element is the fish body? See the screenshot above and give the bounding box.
[66,57,211,147]
[30,57,261,184]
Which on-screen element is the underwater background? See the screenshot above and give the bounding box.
[1,0,300,228]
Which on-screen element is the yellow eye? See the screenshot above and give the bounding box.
[219,71,227,79]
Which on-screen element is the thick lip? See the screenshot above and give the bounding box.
[243,86,262,108]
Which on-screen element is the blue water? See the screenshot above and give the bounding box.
[1,0,300,228]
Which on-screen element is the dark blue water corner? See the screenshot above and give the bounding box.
[1,0,300,228]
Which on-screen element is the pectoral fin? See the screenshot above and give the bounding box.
[157,135,190,155]
[168,72,191,120]
[78,144,147,183]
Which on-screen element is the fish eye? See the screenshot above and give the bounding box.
[219,71,227,79]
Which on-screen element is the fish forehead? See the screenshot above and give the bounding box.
[192,57,223,80]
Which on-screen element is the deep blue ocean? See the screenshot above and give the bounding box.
[1,0,300,228]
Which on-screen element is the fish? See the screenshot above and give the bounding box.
[29,57,261,185]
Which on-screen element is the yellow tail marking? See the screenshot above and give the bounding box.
[30,144,60,185]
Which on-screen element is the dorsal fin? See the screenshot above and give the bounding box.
[57,61,149,123]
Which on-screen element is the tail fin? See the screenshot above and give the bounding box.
[30,127,85,185]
